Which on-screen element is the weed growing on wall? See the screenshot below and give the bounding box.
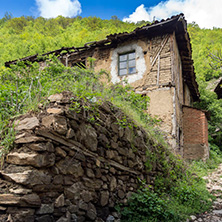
[117,137,214,221]
[189,144,222,177]
[118,187,182,222]
[0,121,15,168]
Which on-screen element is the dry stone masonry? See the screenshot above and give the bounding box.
[0,92,154,222]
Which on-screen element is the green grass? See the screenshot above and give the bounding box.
[189,147,222,177]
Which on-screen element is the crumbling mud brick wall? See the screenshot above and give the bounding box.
[183,106,209,160]
[91,34,177,139]
[144,34,175,143]
[0,92,157,222]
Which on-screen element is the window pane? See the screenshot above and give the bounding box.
[129,67,136,74]
[118,51,136,76]
[119,69,127,76]
[119,54,127,61]
[128,52,135,60]
[119,61,127,69]
[129,60,136,68]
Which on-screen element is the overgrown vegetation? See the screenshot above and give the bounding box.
[118,144,213,221]
[0,14,222,221]
[0,55,151,155]
[188,23,222,152]
[0,57,214,221]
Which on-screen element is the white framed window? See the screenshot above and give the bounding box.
[118,51,136,76]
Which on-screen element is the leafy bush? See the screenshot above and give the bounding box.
[119,188,182,222]
[119,174,213,222]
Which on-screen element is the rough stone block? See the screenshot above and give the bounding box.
[6,152,55,168]
[36,203,54,215]
[55,194,65,208]
[15,117,39,131]
[100,191,109,206]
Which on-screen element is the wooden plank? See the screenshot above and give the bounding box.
[156,55,160,86]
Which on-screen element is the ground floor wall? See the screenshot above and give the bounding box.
[145,87,181,153]
[147,87,174,134]
[183,144,209,161]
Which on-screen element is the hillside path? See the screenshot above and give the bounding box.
[190,164,222,222]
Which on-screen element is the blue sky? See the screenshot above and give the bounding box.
[0,0,221,28]
[0,0,161,20]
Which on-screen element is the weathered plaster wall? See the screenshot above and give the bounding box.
[110,40,147,84]
[184,83,192,106]
[149,35,172,86]
[93,35,172,88]
[146,88,173,134]
[138,34,177,150]
[93,48,111,73]
[91,34,173,88]
[171,33,184,154]
[93,39,149,85]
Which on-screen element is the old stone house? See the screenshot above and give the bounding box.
[5,14,209,160]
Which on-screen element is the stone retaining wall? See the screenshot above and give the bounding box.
[0,92,154,222]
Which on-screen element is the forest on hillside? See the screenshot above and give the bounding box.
[0,14,147,65]
[188,23,222,150]
[0,14,221,150]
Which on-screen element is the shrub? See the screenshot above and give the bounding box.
[118,188,182,222]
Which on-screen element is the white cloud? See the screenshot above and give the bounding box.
[123,0,222,28]
[36,0,82,18]
[123,4,151,23]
